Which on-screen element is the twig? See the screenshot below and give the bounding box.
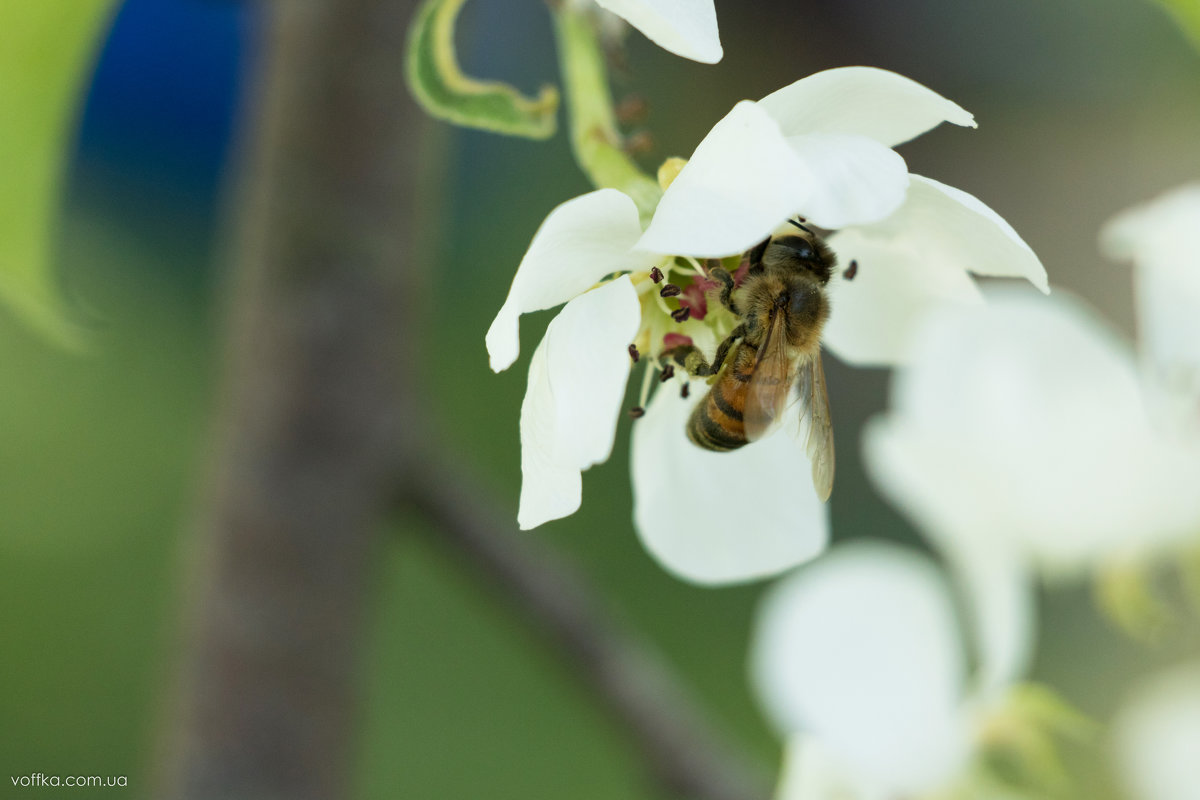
[403,453,772,800]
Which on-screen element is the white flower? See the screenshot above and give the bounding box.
[1113,663,1200,800]
[750,541,1034,799]
[1102,182,1200,427]
[592,0,722,63]
[864,289,1200,577]
[487,67,1046,584]
[638,67,1048,366]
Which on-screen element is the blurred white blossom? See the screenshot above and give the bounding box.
[866,182,1200,581]
[865,290,1200,578]
[1102,182,1200,429]
[487,67,1046,584]
[1113,662,1200,800]
[751,542,1035,799]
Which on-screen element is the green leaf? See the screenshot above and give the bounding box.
[406,0,558,139]
[0,2,116,346]
[1154,0,1200,52]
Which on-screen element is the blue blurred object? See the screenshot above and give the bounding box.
[66,0,258,288]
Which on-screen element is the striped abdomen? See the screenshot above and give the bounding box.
[686,342,758,451]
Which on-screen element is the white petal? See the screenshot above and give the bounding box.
[751,542,972,794]
[487,189,656,372]
[785,133,909,229]
[863,290,1200,575]
[630,382,827,585]
[820,174,1047,366]
[859,175,1048,291]
[927,525,1034,696]
[1113,663,1200,800]
[1102,184,1200,405]
[517,277,642,529]
[1133,262,1200,404]
[635,101,811,258]
[593,0,722,63]
[758,66,975,148]
[1101,183,1200,269]
[822,229,984,366]
[775,736,891,800]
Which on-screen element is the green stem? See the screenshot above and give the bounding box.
[552,6,661,220]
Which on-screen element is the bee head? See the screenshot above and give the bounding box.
[761,229,835,285]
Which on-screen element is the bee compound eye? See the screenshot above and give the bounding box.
[770,235,816,263]
[791,240,815,261]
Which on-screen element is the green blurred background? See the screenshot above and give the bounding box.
[2,0,1199,797]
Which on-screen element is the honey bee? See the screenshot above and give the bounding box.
[664,221,836,501]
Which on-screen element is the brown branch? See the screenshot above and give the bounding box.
[403,454,772,800]
[161,1,417,798]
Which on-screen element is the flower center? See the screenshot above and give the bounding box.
[620,251,747,416]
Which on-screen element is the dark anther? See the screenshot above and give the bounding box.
[650,267,664,283]
[660,283,682,298]
[628,406,646,419]
[624,131,654,156]
[681,383,690,399]
[628,344,640,362]
[671,306,691,323]
[616,94,649,125]
[660,364,675,382]
[844,260,859,281]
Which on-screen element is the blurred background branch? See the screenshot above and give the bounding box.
[405,453,771,800]
[162,1,415,797]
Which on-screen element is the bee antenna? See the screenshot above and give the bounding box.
[788,218,814,235]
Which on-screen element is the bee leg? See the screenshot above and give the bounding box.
[664,323,747,377]
[708,267,741,315]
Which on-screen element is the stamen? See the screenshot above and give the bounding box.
[671,307,691,323]
[660,283,682,298]
[628,406,646,419]
[660,364,675,382]
[628,343,640,363]
[650,267,664,283]
[844,260,859,280]
[653,289,674,317]
[638,359,655,408]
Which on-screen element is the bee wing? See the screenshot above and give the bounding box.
[744,308,798,442]
[797,353,835,501]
